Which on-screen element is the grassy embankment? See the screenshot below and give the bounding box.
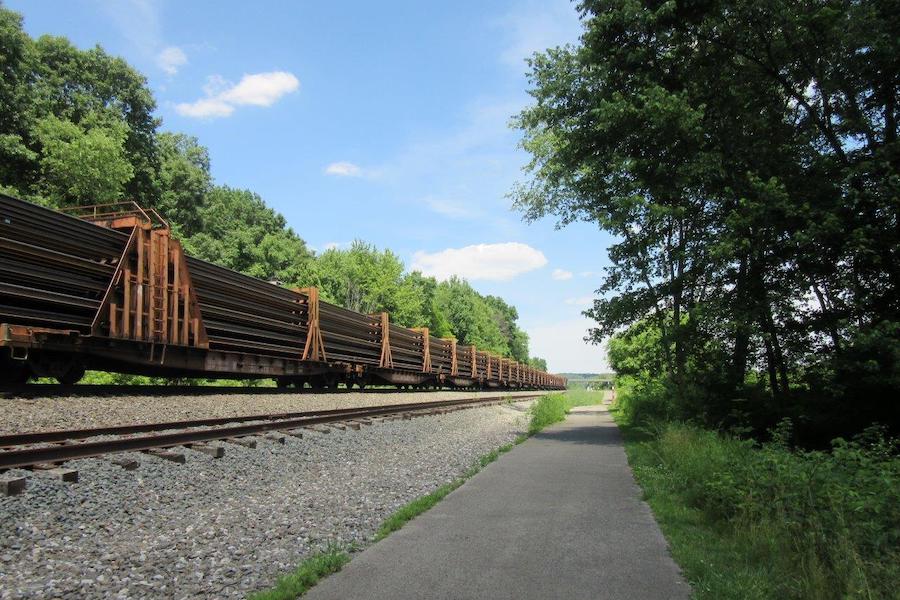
[250,390,604,599]
[613,389,900,600]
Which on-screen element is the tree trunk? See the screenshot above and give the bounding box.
[812,282,842,351]
[730,255,751,392]
[763,336,780,403]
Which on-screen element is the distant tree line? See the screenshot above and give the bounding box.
[0,6,545,366]
[515,0,898,443]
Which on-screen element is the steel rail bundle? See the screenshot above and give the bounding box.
[0,194,567,390]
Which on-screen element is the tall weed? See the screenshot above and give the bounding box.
[630,421,900,599]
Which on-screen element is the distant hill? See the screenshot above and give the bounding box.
[557,373,616,379]
[558,372,614,380]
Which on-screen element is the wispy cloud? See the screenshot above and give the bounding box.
[324,162,362,177]
[176,71,300,118]
[157,46,187,75]
[552,268,573,280]
[411,242,547,281]
[98,0,161,57]
[496,0,582,70]
[350,3,581,225]
[424,196,482,220]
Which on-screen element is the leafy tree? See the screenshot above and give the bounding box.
[395,271,453,337]
[31,34,159,203]
[528,356,548,371]
[484,295,530,361]
[316,241,407,314]
[34,114,133,204]
[183,185,314,285]
[515,0,899,438]
[434,278,508,353]
[0,6,160,203]
[155,132,211,235]
[0,8,36,189]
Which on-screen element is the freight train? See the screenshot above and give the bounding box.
[0,194,566,390]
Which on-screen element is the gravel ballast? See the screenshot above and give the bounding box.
[0,401,533,599]
[0,389,541,434]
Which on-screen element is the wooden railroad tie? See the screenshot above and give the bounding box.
[225,437,257,449]
[31,463,79,482]
[188,443,225,458]
[1,476,27,496]
[145,449,186,464]
[108,456,140,470]
[304,426,331,434]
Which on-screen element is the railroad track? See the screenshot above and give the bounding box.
[0,394,544,489]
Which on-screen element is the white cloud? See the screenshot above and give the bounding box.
[175,71,299,119]
[565,296,595,307]
[552,268,573,280]
[219,72,300,106]
[175,97,233,118]
[411,242,547,281]
[157,46,187,75]
[324,162,362,177]
[526,317,609,373]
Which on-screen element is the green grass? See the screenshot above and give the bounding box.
[528,389,605,434]
[247,547,351,600]
[613,409,900,600]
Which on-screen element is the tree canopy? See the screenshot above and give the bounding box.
[515,0,899,441]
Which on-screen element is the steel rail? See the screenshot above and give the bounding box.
[0,394,544,447]
[0,394,544,470]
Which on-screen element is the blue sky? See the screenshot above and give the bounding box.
[10,0,613,373]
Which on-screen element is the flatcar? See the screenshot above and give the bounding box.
[0,194,566,390]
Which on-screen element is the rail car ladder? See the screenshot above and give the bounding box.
[64,203,208,348]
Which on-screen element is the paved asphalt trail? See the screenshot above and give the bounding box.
[306,405,690,600]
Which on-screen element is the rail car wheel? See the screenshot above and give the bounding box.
[275,377,292,389]
[0,360,30,385]
[310,375,337,391]
[56,363,85,386]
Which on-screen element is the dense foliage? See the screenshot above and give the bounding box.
[0,5,542,365]
[515,0,899,442]
[618,414,900,599]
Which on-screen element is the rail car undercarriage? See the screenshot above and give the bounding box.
[0,194,566,390]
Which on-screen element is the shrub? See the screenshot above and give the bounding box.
[630,420,900,599]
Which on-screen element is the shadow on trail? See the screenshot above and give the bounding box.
[532,412,623,447]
